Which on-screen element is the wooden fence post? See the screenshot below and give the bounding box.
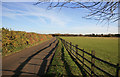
[116,63,120,77]
[65,41,68,50]
[64,40,65,47]
[66,41,68,50]
[91,50,95,77]
[64,40,66,46]
[82,49,84,67]
[76,45,78,58]
[70,42,72,52]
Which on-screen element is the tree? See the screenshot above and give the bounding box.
[34,0,119,24]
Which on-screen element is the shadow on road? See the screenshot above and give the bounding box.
[37,40,59,76]
[2,38,58,77]
[45,40,84,77]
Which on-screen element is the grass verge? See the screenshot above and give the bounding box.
[47,38,82,77]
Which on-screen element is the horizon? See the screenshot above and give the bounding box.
[2,2,118,34]
[1,27,119,35]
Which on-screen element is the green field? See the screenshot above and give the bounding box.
[60,36,118,75]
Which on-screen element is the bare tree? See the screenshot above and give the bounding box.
[34,0,119,24]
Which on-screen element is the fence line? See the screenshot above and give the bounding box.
[59,37,120,77]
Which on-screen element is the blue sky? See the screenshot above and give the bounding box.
[2,2,118,34]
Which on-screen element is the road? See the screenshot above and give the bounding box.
[2,37,58,76]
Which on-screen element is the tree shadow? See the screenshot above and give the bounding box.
[2,39,58,77]
[61,45,74,76]
[64,45,87,77]
[36,40,59,76]
[46,40,82,77]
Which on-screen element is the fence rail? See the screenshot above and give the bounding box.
[59,37,120,77]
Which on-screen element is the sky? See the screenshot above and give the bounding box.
[1,2,118,34]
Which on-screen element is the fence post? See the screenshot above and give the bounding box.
[65,41,68,50]
[116,63,120,77]
[82,49,84,67]
[91,50,95,77]
[64,40,65,47]
[76,45,78,59]
[66,41,68,50]
[70,42,72,52]
[64,40,67,49]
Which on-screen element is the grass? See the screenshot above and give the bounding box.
[47,39,83,77]
[60,36,118,76]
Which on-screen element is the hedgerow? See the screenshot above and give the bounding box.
[2,28,52,56]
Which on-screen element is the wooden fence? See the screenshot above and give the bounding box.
[59,37,120,77]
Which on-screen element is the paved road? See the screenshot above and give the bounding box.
[2,37,58,76]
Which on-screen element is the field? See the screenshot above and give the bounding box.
[61,36,118,64]
[60,36,118,75]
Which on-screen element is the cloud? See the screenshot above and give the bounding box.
[2,2,118,34]
[2,2,70,27]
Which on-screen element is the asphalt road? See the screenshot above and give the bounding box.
[2,37,58,76]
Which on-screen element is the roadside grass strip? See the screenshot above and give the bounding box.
[47,39,82,77]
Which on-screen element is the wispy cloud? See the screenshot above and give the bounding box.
[2,2,70,27]
[2,2,118,34]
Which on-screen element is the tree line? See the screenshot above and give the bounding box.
[51,33,120,37]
